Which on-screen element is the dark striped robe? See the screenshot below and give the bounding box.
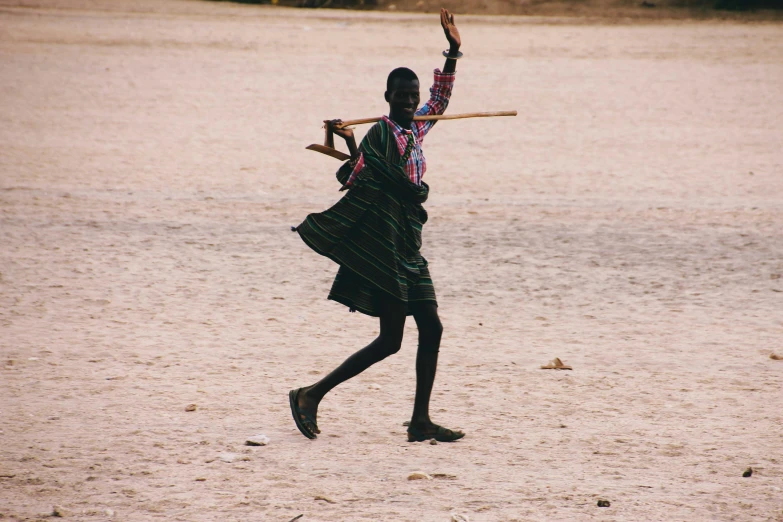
[295,120,437,316]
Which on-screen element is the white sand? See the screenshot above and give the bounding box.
[1,1,782,520]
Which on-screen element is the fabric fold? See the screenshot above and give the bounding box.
[295,120,435,316]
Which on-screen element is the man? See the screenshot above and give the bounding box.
[290,8,464,443]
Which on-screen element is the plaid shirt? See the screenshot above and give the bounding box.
[343,69,455,188]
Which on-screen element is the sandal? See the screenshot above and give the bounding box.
[289,388,318,440]
[407,424,465,443]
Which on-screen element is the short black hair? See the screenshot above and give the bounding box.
[386,67,419,92]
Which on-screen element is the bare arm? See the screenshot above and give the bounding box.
[440,8,461,74]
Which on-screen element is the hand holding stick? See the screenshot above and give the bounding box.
[326,119,359,160]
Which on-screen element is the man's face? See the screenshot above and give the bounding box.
[385,78,420,126]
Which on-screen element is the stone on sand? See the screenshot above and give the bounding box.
[52,505,72,517]
[246,434,270,446]
[218,453,237,463]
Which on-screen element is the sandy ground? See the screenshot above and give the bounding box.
[1,1,783,520]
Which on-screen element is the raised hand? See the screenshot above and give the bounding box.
[440,8,461,52]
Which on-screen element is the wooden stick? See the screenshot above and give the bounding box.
[333,110,516,128]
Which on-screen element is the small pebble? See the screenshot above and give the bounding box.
[407,471,432,480]
[52,505,71,517]
[597,499,611,507]
[743,467,753,477]
[451,514,470,522]
[218,453,237,463]
[185,404,197,412]
[430,439,438,445]
[246,434,270,446]
[195,477,206,481]
[314,495,336,504]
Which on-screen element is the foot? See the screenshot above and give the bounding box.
[407,421,464,442]
[289,387,321,439]
[297,387,321,434]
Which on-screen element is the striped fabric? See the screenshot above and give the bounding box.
[295,119,437,316]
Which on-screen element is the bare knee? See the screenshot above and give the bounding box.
[375,331,403,358]
[376,299,406,358]
[419,316,443,348]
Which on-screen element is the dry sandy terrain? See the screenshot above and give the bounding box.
[1,1,782,520]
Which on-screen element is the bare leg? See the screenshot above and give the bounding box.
[295,296,407,433]
[409,303,442,426]
[407,303,463,441]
